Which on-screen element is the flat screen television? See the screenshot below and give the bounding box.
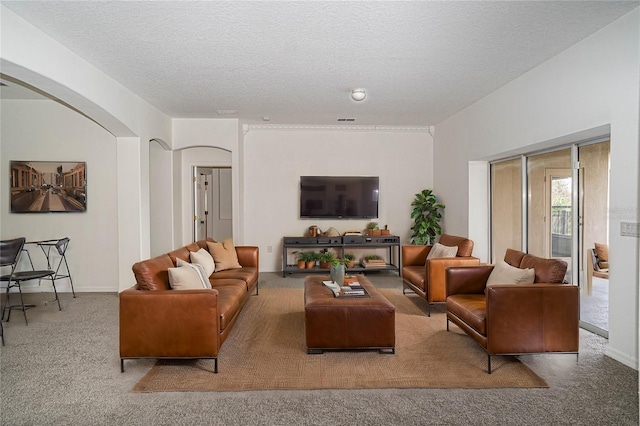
[300,176,379,219]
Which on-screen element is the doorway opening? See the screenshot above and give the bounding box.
[193,166,232,242]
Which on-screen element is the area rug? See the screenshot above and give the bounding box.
[132,287,548,392]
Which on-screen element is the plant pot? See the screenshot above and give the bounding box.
[381,229,390,235]
[319,261,332,269]
[297,260,306,269]
[347,260,356,269]
[305,261,316,269]
[372,229,382,236]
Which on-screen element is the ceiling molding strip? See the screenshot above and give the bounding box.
[244,124,431,133]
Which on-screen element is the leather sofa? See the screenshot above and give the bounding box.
[445,248,578,373]
[119,239,259,373]
[401,234,479,316]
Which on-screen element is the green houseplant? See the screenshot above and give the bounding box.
[318,251,337,269]
[410,189,445,245]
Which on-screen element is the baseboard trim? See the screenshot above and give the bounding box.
[605,346,639,370]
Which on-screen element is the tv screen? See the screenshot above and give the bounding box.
[300,176,379,219]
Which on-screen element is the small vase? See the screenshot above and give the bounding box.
[330,264,345,286]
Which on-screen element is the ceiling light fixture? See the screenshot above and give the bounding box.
[351,89,366,102]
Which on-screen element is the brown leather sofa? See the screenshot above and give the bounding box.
[401,234,479,316]
[119,239,259,373]
[445,249,578,373]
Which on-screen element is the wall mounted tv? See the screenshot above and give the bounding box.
[10,161,87,213]
[299,176,379,219]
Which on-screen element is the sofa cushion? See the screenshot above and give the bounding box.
[190,248,215,277]
[211,267,258,291]
[520,254,567,283]
[402,265,426,291]
[168,260,209,290]
[427,242,458,260]
[215,284,246,331]
[486,261,535,285]
[132,254,174,291]
[207,239,242,272]
[446,294,487,335]
[438,234,474,257]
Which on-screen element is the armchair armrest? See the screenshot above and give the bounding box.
[486,284,579,354]
[236,246,259,268]
[119,287,221,358]
[401,245,430,267]
[445,265,493,297]
[427,257,481,301]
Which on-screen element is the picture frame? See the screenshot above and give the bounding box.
[10,161,87,213]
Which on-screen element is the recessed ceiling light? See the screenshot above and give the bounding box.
[215,109,238,115]
[337,118,356,122]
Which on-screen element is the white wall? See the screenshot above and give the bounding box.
[243,127,433,271]
[434,10,640,369]
[1,99,119,292]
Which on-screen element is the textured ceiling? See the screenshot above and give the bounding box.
[2,1,638,126]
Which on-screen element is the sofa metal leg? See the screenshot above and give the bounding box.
[487,355,492,374]
[214,357,218,373]
[446,318,449,331]
[426,302,431,317]
[120,359,124,373]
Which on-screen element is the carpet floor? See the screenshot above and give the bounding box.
[133,286,547,392]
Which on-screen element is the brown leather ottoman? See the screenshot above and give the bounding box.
[304,274,395,354]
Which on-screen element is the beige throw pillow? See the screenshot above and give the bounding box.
[427,243,458,260]
[207,239,242,272]
[486,261,535,285]
[168,259,210,290]
[190,248,215,277]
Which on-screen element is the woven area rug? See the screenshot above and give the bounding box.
[132,287,548,392]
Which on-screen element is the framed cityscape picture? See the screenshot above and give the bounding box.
[10,161,87,213]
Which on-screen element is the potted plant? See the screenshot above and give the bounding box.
[410,189,445,245]
[305,252,318,269]
[366,222,381,236]
[343,253,356,269]
[318,251,337,269]
[296,252,311,269]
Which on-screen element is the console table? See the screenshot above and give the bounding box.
[282,235,401,277]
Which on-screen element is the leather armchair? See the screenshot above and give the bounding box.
[401,234,479,316]
[445,249,578,373]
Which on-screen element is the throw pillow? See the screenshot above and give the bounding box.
[426,243,459,260]
[168,260,209,290]
[207,238,242,272]
[176,258,211,289]
[486,261,535,285]
[190,248,216,277]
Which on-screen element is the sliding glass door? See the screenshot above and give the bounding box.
[490,140,610,337]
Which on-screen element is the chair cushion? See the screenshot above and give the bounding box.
[446,294,487,335]
[402,265,426,291]
[438,234,474,257]
[520,254,567,283]
[504,248,526,267]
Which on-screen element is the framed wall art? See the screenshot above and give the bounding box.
[10,161,87,213]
